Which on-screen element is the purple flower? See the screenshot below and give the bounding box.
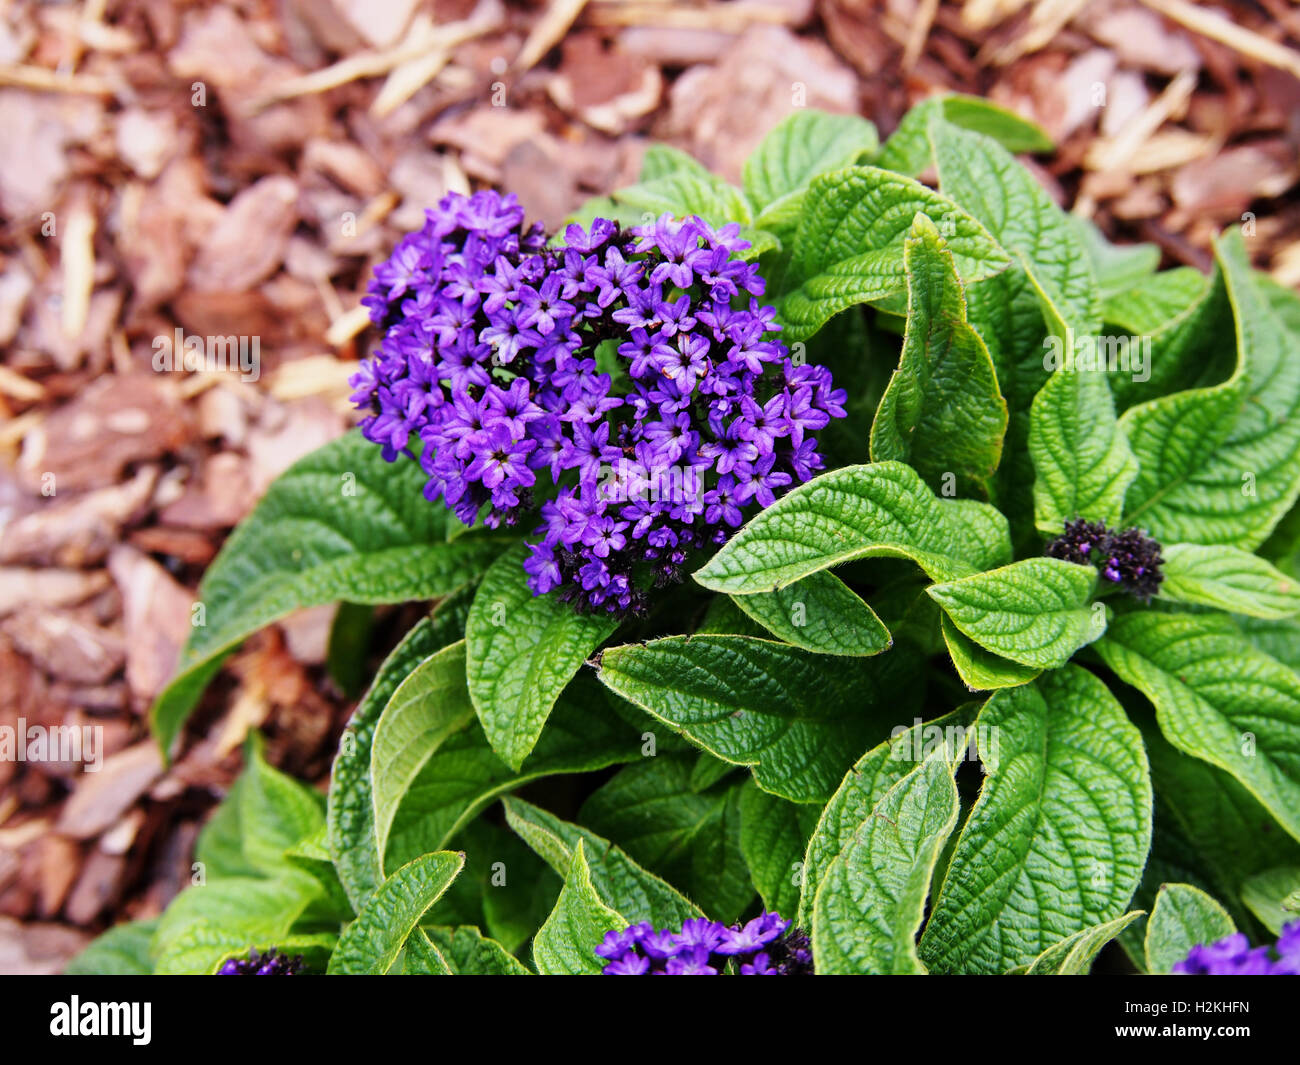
[216,948,306,975]
[1174,921,1300,975]
[716,911,789,955]
[595,912,813,975]
[351,194,847,617]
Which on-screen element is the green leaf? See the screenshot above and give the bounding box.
[730,570,891,656]
[1103,266,1207,334]
[1072,216,1160,302]
[1159,543,1300,619]
[1121,232,1300,549]
[65,919,158,976]
[239,732,325,876]
[1096,610,1300,844]
[1234,615,1300,672]
[1019,911,1144,974]
[927,557,1101,670]
[869,214,1007,496]
[325,601,374,699]
[327,590,472,911]
[744,111,878,234]
[812,747,960,974]
[467,545,619,770]
[533,841,625,975]
[930,118,1099,341]
[939,613,1040,691]
[503,796,701,927]
[800,706,975,926]
[596,634,923,802]
[580,753,753,922]
[1241,866,1300,935]
[919,666,1152,974]
[1144,883,1236,974]
[1029,369,1137,532]
[1141,716,1300,932]
[694,461,1011,595]
[738,782,820,918]
[383,679,642,871]
[150,430,510,756]
[371,640,476,870]
[875,95,1052,177]
[425,926,530,975]
[152,876,322,975]
[778,166,1010,341]
[327,851,465,974]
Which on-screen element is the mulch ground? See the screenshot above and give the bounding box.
[1,0,1298,973]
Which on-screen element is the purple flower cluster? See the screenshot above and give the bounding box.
[1046,518,1164,600]
[597,911,814,975]
[1173,920,1300,975]
[216,947,306,975]
[352,190,845,616]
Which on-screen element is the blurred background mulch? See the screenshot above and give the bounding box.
[1,0,1298,974]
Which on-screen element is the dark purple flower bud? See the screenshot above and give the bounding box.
[1045,519,1164,601]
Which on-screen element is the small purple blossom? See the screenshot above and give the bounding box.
[1173,920,1300,975]
[216,948,306,975]
[597,912,814,975]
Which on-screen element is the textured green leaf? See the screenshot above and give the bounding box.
[503,796,701,927]
[1141,716,1300,932]
[371,640,475,870]
[738,782,820,918]
[930,118,1099,340]
[1121,232,1300,549]
[875,95,1052,176]
[694,461,1011,595]
[581,754,753,922]
[1159,543,1300,619]
[1241,866,1300,935]
[1103,266,1207,334]
[800,707,975,926]
[744,111,878,234]
[778,166,1010,341]
[1073,216,1160,302]
[238,733,325,876]
[533,841,625,975]
[939,613,1040,691]
[1144,883,1236,974]
[152,876,322,975]
[730,570,890,656]
[467,545,619,770]
[327,851,464,974]
[929,116,1099,546]
[65,919,158,976]
[1020,912,1144,975]
[1096,610,1300,844]
[1234,615,1300,672]
[150,431,510,755]
[919,667,1152,974]
[614,166,752,224]
[425,926,530,975]
[1029,369,1137,532]
[870,214,1007,495]
[327,590,472,911]
[812,748,960,974]
[597,634,922,802]
[383,679,642,871]
[927,557,1100,670]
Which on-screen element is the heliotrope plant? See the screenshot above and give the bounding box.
[71,99,1300,977]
